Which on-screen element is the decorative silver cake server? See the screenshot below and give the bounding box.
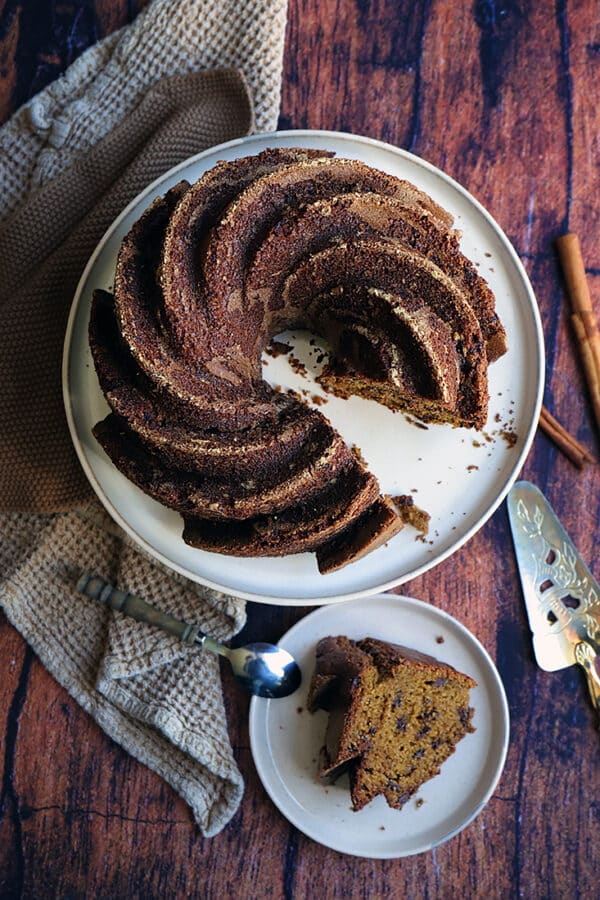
[507,481,600,720]
[77,574,301,698]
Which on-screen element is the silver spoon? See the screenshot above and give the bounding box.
[77,574,301,698]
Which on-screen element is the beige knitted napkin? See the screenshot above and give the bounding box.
[1,504,247,836]
[0,0,289,836]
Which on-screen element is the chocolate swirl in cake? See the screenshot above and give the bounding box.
[89,148,506,572]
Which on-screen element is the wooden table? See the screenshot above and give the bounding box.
[1,1,599,896]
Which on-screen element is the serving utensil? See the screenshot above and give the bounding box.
[507,481,600,719]
[77,574,301,698]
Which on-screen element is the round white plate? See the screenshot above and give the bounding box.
[63,129,544,604]
[248,594,510,858]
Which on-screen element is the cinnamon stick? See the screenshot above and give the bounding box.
[539,404,594,468]
[570,313,600,430]
[556,233,600,433]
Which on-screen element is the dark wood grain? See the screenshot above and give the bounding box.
[1,0,600,897]
[0,0,149,124]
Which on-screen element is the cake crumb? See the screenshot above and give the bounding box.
[499,428,518,448]
[289,355,308,378]
[392,495,430,536]
[351,444,368,467]
[415,798,425,808]
[405,415,429,431]
[266,339,292,357]
[435,635,445,644]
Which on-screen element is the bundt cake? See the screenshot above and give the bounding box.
[307,635,477,810]
[89,147,506,572]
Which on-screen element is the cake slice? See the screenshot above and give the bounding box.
[307,635,477,811]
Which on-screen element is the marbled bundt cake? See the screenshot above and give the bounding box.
[89,147,506,572]
[307,635,477,810]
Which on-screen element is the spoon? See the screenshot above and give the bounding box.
[77,574,301,698]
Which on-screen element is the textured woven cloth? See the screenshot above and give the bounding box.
[0,0,287,220]
[0,0,289,836]
[1,504,247,836]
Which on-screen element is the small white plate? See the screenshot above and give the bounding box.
[63,129,544,604]
[249,594,509,858]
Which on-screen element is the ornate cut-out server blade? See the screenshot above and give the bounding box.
[507,481,600,721]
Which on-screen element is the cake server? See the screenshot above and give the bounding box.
[77,574,301,698]
[507,481,600,720]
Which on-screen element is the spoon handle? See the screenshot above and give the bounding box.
[77,574,203,645]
